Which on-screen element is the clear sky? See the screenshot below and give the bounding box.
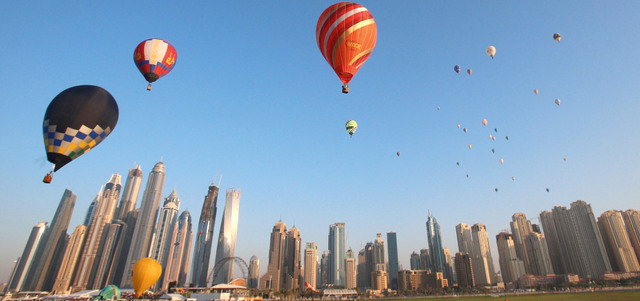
[1,1,640,283]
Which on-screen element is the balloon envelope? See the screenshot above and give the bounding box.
[454,65,461,74]
[345,120,358,137]
[43,85,119,172]
[534,89,539,95]
[132,258,162,298]
[555,99,561,106]
[396,152,401,157]
[482,119,488,126]
[486,46,496,58]
[467,69,472,75]
[316,2,377,87]
[553,33,561,42]
[134,39,177,89]
[95,285,121,300]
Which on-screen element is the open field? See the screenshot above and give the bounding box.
[381,290,640,301]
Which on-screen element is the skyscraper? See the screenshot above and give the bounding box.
[372,233,386,272]
[540,200,611,279]
[260,221,286,290]
[357,248,367,288]
[73,175,121,290]
[426,213,445,274]
[409,251,421,270]
[114,165,143,221]
[92,221,124,288]
[345,248,357,289]
[524,232,554,276]
[282,226,302,290]
[442,248,455,285]
[328,223,346,287]
[320,251,330,288]
[454,252,474,288]
[162,210,192,289]
[28,189,77,291]
[51,225,87,294]
[622,209,640,263]
[471,223,495,285]
[121,161,166,288]
[304,243,317,291]
[455,223,473,255]
[598,210,640,272]
[150,190,181,288]
[213,188,241,284]
[191,182,219,287]
[386,232,399,290]
[495,232,525,284]
[539,210,566,274]
[6,222,48,292]
[248,255,260,289]
[510,213,533,274]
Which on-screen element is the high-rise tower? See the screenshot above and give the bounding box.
[73,175,122,290]
[114,165,143,221]
[248,255,260,289]
[260,221,287,290]
[495,232,525,284]
[150,190,181,288]
[510,213,533,274]
[386,232,399,290]
[162,210,192,289]
[426,213,445,274]
[303,243,317,291]
[328,223,346,286]
[191,182,219,287]
[471,223,495,285]
[345,248,356,289]
[622,209,640,263]
[598,210,640,272]
[51,225,87,294]
[282,226,302,290]
[121,161,166,288]
[6,222,48,292]
[212,188,241,284]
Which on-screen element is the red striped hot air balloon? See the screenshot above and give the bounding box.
[134,38,177,91]
[316,2,377,93]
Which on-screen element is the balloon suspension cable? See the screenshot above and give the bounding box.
[147,84,152,91]
[342,85,349,94]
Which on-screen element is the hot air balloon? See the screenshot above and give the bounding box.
[468,144,472,149]
[489,134,493,140]
[486,46,496,59]
[134,39,177,91]
[466,174,469,178]
[495,188,499,192]
[463,128,468,133]
[437,106,441,110]
[456,162,460,166]
[511,177,515,181]
[132,258,162,298]
[494,128,498,133]
[553,33,561,42]
[505,136,509,140]
[563,157,567,162]
[546,188,550,192]
[316,2,377,94]
[467,69,472,75]
[95,285,121,300]
[457,124,461,129]
[42,85,119,183]
[492,136,496,141]
[534,89,539,95]
[345,120,358,137]
[482,119,488,126]
[555,99,561,106]
[454,65,461,74]
[499,158,504,164]
[396,152,401,157]
[491,148,495,153]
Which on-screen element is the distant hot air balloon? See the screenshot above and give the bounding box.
[454,65,461,74]
[495,188,499,192]
[134,38,177,91]
[482,119,488,126]
[499,158,504,164]
[489,134,493,139]
[468,144,472,149]
[553,33,561,42]
[505,136,509,140]
[492,136,496,141]
[555,99,561,106]
[563,157,567,162]
[345,120,358,137]
[316,2,377,94]
[534,89,539,95]
[437,106,441,110]
[457,124,461,129]
[491,148,495,153]
[546,188,550,192]
[456,162,460,166]
[512,177,515,181]
[95,285,121,300]
[466,174,469,178]
[463,128,468,133]
[494,128,498,133]
[42,85,119,183]
[486,46,496,59]
[467,69,472,75]
[132,258,162,298]
[396,152,401,157]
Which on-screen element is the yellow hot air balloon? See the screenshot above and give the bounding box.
[486,46,496,59]
[534,89,539,95]
[132,258,162,298]
[468,144,472,149]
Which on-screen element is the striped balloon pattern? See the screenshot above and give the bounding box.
[316,2,377,86]
[133,38,177,87]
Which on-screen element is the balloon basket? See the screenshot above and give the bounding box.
[43,172,53,184]
[342,85,349,94]
[147,84,152,91]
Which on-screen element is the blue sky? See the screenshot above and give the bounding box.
[1,1,640,282]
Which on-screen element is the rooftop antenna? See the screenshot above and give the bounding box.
[217,174,223,188]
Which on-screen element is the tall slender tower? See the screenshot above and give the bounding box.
[386,232,399,290]
[260,221,286,290]
[121,161,166,288]
[114,165,143,221]
[510,213,533,274]
[455,223,473,255]
[328,223,346,286]
[150,190,181,288]
[524,232,554,275]
[163,210,192,289]
[409,251,421,270]
[6,222,48,292]
[51,225,87,294]
[248,255,260,289]
[539,210,566,274]
[283,226,302,290]
[598,210,640,272]
[73,175,122,290]
[345,248,357,289]
[426,213,445,273]
[303,243,317,291]
[29,189,77,291]
[454,252,474,288]
[495,232,525,284]
[471,223,495,285]
[213,188,242,284]
[622,209,640,263]
[191,182,219,287]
